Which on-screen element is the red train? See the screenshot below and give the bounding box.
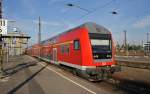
[26,22,119,81]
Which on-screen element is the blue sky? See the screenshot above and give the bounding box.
[3,0,150,45]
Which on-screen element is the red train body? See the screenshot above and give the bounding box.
[27,22,119,81]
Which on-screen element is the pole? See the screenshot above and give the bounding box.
[0,34,3,78]
[147,32,149,43]
[0,0,3,78]
[0,0,2,18]
[38,17,41,44]
[38,17,41,57]
[147,33,149,53]
[124,30,127,51]
[6,44,8,62]
[124,30,128,56]
[133,40,136,56]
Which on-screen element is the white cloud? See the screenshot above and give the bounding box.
[133,16,150,28]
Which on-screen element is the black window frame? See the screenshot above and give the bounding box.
[74,40,80,50]
[65,45,70,54]
[61,44,70,54]
[61,45,65,53]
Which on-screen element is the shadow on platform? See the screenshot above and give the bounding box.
[3,61,38,77]
[7,64,48,94]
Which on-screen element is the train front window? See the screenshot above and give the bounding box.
[91,39,111,52]
[89,34,112,59]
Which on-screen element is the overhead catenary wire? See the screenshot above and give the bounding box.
[48,0,116,39]
[74,0,116,21]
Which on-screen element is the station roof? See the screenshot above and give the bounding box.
[1,35,30,39]
[1,32,31,39]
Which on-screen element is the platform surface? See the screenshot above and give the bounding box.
[0,55,112,94]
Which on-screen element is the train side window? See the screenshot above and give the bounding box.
[61,44,70,54]
[61,45,65,53]
[74,40,80,50]
[65,45,70,54]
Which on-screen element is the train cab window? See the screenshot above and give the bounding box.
[74,40,80,50]
[89,34,112,59]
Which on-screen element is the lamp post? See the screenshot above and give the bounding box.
[0,0,3,79]
[147,32,150,53]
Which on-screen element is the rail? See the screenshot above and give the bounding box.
[116,60,150,70]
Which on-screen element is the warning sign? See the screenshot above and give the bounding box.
[0,19,7,35]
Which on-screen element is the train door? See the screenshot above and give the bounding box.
[52,48,58,64]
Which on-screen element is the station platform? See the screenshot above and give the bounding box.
[0,55,111,94]
[1,55,150,94]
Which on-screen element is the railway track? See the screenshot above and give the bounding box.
[116,60,150,70]
[116,56,150,70]
[108,77,150,94]
[101,71,150,94]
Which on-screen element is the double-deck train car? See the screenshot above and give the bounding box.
[27,22,119,81]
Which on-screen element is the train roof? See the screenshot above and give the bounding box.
[82,22,111,34]
[41,22,111,44]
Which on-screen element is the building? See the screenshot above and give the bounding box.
[143,41,150,54]
[2,31,30,56]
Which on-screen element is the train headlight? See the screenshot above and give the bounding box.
[107,55,111,58]
[94,55,99,58]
